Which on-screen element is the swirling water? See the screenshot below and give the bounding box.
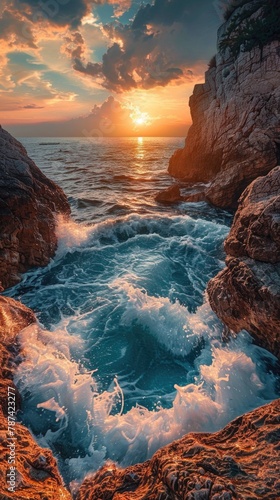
[6,137,279,486]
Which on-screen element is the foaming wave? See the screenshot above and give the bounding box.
[112,279,220,357]
[14,307,278,485]
[55,212,228,251]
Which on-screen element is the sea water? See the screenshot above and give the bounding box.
[6,137,279,486]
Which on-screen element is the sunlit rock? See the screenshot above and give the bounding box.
[0,295,71,500]
[77,398,280,500]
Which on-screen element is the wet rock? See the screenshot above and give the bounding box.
[155,184,182,203]
[207,167,280,359]
[77,399,280,500]
[0,295,71,500]
[0,126,71,289]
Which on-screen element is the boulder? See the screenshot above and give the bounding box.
[155,184,182,203]
[77,398,280,500]
[0,126,70,289]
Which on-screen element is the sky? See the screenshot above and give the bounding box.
[0,0,228,136]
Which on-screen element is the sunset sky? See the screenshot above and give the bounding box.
[0,0,227,136]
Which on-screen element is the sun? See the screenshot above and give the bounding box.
[130,108,151,127]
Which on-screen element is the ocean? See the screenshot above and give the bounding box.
[6,137,279,487]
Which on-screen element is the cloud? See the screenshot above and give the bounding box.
[23,103,45,108]
[14,0,132,29]
[16,0,90,29]
[132,0,190,28]
[0,8,37,49]
[72,0,220,92]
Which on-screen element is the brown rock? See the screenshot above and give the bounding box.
[168,1,280,208]
[0,296,71,500]
[224,166,280,263]
[207,257,280,358]
[0,126,71,290]
[155,184,182,203]
[207,166,280,359]
[182,191,206,203]
[77,398,280,500]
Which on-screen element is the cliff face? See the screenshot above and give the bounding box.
[0,296,71,500]
[169,1,280,208]
[77,398,280,500]
[207,166,280,358]
[0,126,70,290]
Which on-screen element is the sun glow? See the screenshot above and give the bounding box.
[130,107,151,127]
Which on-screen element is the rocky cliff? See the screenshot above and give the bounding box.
[168,1,280,208]
[207,166,280,359]
[0,126,70,290]
[0,296,71,500]
[77,398,280,500]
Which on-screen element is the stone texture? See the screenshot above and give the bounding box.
[0,126,70,290]
[155,185,182,203]
[208,257,280,358]
[77,398,280,500]
[0,295,71,500]
[207,166,280,359]
[224,167,280,263]
[168,2,280,208]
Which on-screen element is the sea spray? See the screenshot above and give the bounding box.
[15,309,278,484]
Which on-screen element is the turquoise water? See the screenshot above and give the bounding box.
[7,137,279,485]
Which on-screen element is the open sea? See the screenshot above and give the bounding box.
[6,137,280,487]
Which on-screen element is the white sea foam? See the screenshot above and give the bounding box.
[15,290,278,485]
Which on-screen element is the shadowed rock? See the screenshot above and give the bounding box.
[76,399,280,500]
[0,126,71,289]
[155,185,182,203]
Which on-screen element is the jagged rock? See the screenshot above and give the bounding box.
[208,257,280,358]
[0,296,71,500]
[207,167,280,359]
[0,126,71,289]
[155,185,182,203]
[77,398,280,500]
[183,191,206,203]
[224,166,280,262]
[169,1,280,208]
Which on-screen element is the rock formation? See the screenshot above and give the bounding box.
[0,296,71,500]
[207,166,280,359]
[77,398,280,500]
[0,126,70,290]
[168,1,280,208]
[155,185,183,203]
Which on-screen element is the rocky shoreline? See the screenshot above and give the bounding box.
[0,133,279,499]
[0,296,71,500]
[1,1,280,498]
